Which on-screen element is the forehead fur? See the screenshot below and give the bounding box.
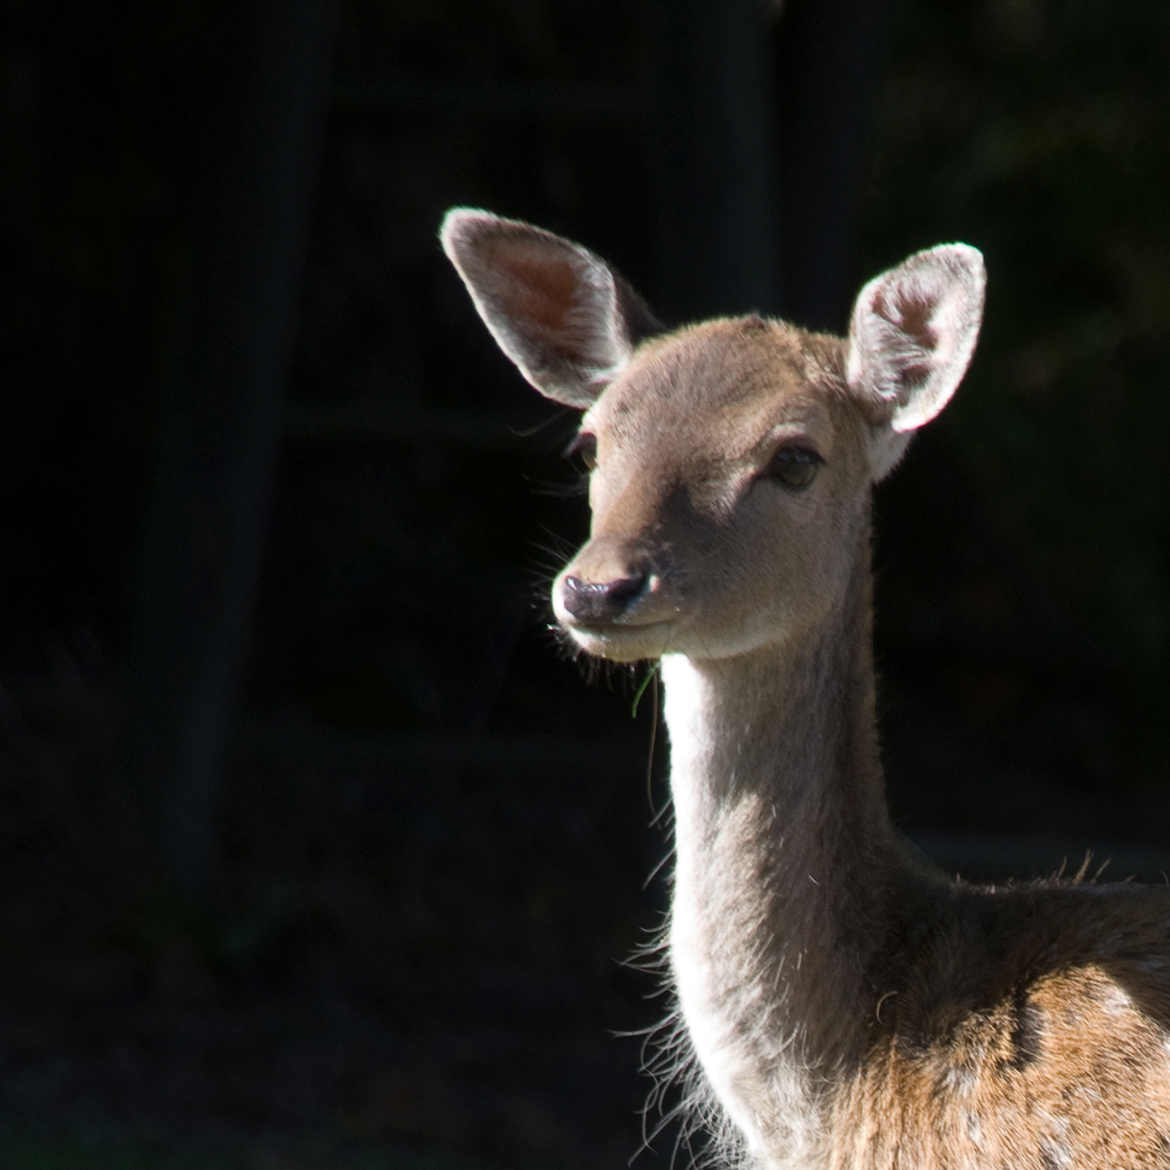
[586,315,848,453]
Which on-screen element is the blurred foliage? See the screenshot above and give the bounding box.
[854,0,1170,820]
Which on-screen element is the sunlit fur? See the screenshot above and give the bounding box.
[442,208,1170,1170]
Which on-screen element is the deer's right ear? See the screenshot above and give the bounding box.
[440,208,661,409]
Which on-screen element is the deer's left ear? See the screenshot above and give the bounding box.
[846,243,985,479]
[441,208,662,409]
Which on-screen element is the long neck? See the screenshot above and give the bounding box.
[660,521,909,1162]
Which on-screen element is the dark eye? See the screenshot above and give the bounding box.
[763,445,822,491]
[564,431,598,471]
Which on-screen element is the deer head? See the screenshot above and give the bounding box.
[441,209,985,665]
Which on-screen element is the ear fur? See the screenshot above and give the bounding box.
[846,243,985,479]
[440,208,661,408]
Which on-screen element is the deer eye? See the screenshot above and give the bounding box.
[763,444,822,491]
[564,431,598,471]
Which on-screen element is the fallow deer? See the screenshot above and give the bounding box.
[441,207,1170,1169]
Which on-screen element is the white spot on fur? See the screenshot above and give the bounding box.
[1099,983,1132,1018]
[965,1110,983,1148]
[1040,1137,1073,1169]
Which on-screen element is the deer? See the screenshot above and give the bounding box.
[440,207,1170,1170]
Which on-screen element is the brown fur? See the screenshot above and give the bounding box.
[440,208,1170,1169]
[833,882,1170,1169]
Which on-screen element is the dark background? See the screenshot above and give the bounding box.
[4,1,1169,1167]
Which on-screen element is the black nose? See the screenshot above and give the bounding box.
[560,571,648,623]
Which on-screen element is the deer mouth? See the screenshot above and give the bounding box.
[560,616,677,662]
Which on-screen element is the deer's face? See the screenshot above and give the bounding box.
[553,319,873,663]
[441,208,984,665]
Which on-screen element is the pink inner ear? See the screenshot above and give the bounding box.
[874,287,938,351]
[487,238,579,335]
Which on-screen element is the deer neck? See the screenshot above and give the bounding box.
[660,522,905,1161]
